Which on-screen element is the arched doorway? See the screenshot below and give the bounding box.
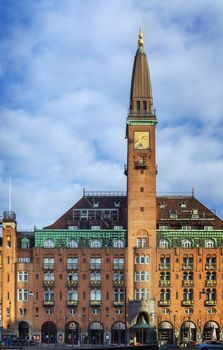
[18,321,29,337]
[88,322,104,344]
[65,321,80,344]
[41,321,57,343]
[111,322,126,344]
[158,321,173,345]
[203,321,220,341]
[180,321,196,344]
[132,313,152,344]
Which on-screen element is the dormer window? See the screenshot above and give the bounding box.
[113,239,125,249]
[21,238,30,249]
[169,211,178,219]
[159,202,166,209]
[67,239,78,248]
[44,239,55,249]
[159,239,170,248]
[205,239,215,248]
[192,209,199,219]
[180,203,187,208]
[89,239,102,249]
[182,239,192,249]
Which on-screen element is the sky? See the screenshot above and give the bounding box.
[0,0,223,230]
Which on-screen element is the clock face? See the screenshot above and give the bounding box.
[134,131,150,149]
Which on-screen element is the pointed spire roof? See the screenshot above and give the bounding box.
[129,30,154,117]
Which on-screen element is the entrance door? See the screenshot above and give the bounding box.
[65,322,80,344]
[41,321,57,343]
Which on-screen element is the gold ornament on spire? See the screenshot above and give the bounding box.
[138,28,144,47]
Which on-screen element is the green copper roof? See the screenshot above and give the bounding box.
[127,120,158,126]
[35,229,127,248]
[157,229,223,247]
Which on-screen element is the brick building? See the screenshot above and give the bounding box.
[1,31,223,345]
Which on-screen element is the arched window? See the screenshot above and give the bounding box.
[159,239,169,248]
[67,239,78,248]
[44,239,55,248]
[89,239,102,248]
[21,238,30,249]
[113,239,125,248]
[182,239,192,249]
[205,239,215,248]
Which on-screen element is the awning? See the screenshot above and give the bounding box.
[133,317,152,329]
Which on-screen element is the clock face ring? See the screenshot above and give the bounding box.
[134,131,150,149]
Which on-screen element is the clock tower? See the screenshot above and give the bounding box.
[126,31,157,307]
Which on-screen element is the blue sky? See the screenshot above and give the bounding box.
[1,0,223,229]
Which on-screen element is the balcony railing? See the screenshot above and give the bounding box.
[114,280,124,287]
[159,264,171,270]
[204,300,217,306]
[43,264,54,270]
[205,280,217,287]
[67,264,78,270]
[182,264,194,270]
[67,280,78,287]
[67,300,78,306]
[90,300,101,306]
[43,300,54,306]
[43,280,54,287]
[205,264,217,270]
[159,280,171,287]
[90,280,101,287]
[158,300,171,307]
[181,300,194,306]
[182,280,194,287]
[114,300,125,306]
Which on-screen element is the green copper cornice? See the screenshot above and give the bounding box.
[34,229,127,248]
[127,119,158,126]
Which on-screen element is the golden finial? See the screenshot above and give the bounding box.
[138,28,144,47]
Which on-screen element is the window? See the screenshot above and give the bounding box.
[44,289,54,302]
[113,257,124,270]
[135,288,150,301]
[180,203,187,208]
[114,272,124,284]
[44,257,55,269]
[136,237,148,248]
[67,239,78,248]
[159,239,169,248]
[90,257,101,269]
[160,255,171,269]
[67,257,78,270]
[44,239,55,248]
[183,289,194,301]
[159,226,169,231]
[90,289,101,303]
[113,239,125,248]
[160,289,170,302]
[205,239,215,248]
[67,289,78,302]
[182,239,192,249]
[192,209,199,218]
[17,289,28,301]
[6,236,11,248]
[135,271,150,282]
[137,101,140,111]
[18,257,32,263]
[21,238,30,249]
[182,226,191,230]
[92,309,100,315]
[89,239,102,248]
[143,101,147,111]
[90,272,101,283]
[204,226,213,230]
[17,271,28,282]
[183,255,194,268]
[114,288,125,303]
[206,255,217,268]
[44,272,54,281]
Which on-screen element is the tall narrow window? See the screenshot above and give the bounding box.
[137,101,140,111]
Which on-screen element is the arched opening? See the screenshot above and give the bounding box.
[41,321,57,343]
[158,321,173,345]
[88,322,104,344]
[111,322,126,345]
[18,321,29,338]
[180,321,196,344]
[65,321,80,344]
[132,312,155,345]
[203,321,220,341]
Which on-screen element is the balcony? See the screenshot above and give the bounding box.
[181,300,194,306]
[158,300,171,307]
[182,280,194,287]
[114,280,124,287]
[159,280,171,287]
[182,264,193,270]
[114,300,125,307]
[67,264,78,270]
[205,264,217,270]
[159,264,171,270]
[204,300,217,306]
[43,280,54,287]
[205,280,217,287]
[90,300,101,306]
[43,264,54,270]
[43,300,54,306]
[67,300,78,306]
[90,280,101,288]
[67,280,78,287]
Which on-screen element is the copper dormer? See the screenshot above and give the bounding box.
[129,30,154,116]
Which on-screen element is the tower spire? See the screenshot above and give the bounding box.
[138,28,144,48]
